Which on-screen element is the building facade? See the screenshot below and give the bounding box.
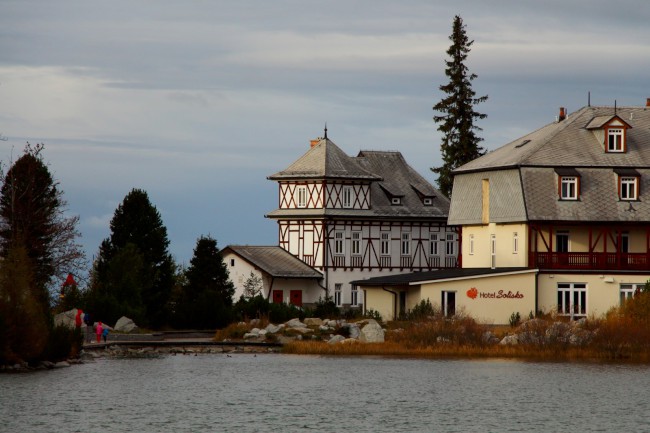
[266,136,457,308]
[359,102,650,323]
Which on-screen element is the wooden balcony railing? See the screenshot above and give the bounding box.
[532,252,650,271]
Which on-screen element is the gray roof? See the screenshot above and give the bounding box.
[450,105,650,223]
[221,245,323,279]
[268,138,380,181]
[351,267,532,286]
[455,105,650,172]
[267,140,450,220]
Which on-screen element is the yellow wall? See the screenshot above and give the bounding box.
[537,273,650,317]
[363,287,398,321]
[462,223,529,268]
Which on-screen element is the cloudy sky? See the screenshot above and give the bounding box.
[2,0,649,268]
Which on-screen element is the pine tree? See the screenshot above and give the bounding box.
[177,235,234,329]
[432,15,488,198]
[90,189,174,328]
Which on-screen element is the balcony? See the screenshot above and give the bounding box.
[532,252,650,271]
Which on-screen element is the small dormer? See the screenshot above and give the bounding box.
[586,115,632,153]
[379,184,403,206]
[411,184,435,206]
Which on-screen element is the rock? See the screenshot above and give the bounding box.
[499,334,519,345]
[258,329,268,336]
[54,361,71,368]
[250,328,261,336]
[286,318,306,328]
[341,338,359,345]
[243,333,259,339]
[481,331,500,345]
[328,335,346,344]
[359,320,384,343]
[53,309,82,329]
[114,316,138,333]
[304,318,323,326]
[545,322,571,343]
[265,324,281,334]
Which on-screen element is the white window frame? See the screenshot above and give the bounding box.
[401,232,411,256]
[380,233,391,256]
[350,286,358,307]
[468,234,474,255]
[490,234,496,269]
[607,128,624,152]
[620,176,638,201]
[334,284,342,307]
[442,291,456,317]
[342,186,353,208]
[334,231,344,255]
[296,185,307,208]
[513,232,519,254]
[557,283,587,319]
[351,231,361,256]
[619,283,643,305]
[391,197,401,205]
[445,233,455,256]
[429,233,439,256]
[560,176,578,200]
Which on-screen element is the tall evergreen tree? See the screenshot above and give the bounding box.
[432,15,488,198]
[173,235,234,329]
[0,143,84,310]
[90,189,174,328]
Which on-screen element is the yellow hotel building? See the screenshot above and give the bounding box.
[356,102,650,324]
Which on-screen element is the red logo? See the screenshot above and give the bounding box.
[466,287,478,299]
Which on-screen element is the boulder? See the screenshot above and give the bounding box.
[265,324,281,334]
[341,323,360,339]
[53,309,82,329]
[304,318,323,326]
[286,318,306,328]
[328,335,346,344]
[114,316,138,333]
[499,334,519,345]
[359,320,384,343]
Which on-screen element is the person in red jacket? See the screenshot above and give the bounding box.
[96,321,103,343]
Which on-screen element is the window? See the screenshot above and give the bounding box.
[607,128,624,152]
[423,198,433,206]
[350,286,358,307]
[334,231,344,255]
[351,231,361,255]
[429,233,439,256]
[442,291,456,317]
[468,234,474,255]
[230,259,235,266]
[445,233,456,256]
[557,283,587,318]
[560,176,579,200]
[334,284,342,307]
[620,177,638,200]
[621,232,629,253]
[391,197,402,205]
[490,234,496,269]
[620,283,643,305]
[342,186,353,208]
[401,232,411,256]
[513,232,519,254]
[556,231,569,253]
[296,186,307,208]
[381,233,390,256]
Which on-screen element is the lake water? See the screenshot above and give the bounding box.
[1,354,649,433]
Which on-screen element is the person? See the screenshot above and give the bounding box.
[75,309,83,329]
[96,321,103,343]
[102,327,109,343]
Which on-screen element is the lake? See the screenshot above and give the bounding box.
[1,354,649,432]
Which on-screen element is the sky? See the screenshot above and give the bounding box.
[1,0,650,270]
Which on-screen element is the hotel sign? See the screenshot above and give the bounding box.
[466,287,524,300]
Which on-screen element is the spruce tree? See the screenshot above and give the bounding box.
[432,15,488,198]
[90,189,174,328]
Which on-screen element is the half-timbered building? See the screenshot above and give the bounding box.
[266,135,457,308]
[358,102,650,323]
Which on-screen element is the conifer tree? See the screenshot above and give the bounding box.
[432,15,488,198]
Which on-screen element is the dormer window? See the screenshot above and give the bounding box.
[555,168,581,200]
[391,197,402,205]
[423,197,433,206]
[607,128,624,152]
[615,168,641,201]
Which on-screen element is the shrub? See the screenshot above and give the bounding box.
[308,296,340,319]
[509,312,521,328]
[42,325,83,362]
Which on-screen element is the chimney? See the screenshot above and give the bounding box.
[558,107,566,122]
[646,98,650,107]
[310,138,320,148]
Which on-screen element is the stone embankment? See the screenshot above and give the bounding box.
[241,317,385,344]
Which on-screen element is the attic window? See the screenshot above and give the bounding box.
[555,168,581,201]
[423,197,433,206]
[515,139,531,148]
[391,197,402,205]
[615,168,641,201]
[607,128,624,152]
